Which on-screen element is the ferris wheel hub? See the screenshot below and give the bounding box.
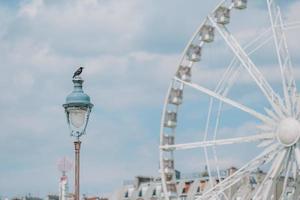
[276,118,300,146]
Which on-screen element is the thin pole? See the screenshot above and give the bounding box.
[74,140,81,200]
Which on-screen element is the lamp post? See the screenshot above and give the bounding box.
[63,75,93,200]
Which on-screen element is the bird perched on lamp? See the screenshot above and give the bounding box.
[73,67,84,79]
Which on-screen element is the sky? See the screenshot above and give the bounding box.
[0,0,300,199]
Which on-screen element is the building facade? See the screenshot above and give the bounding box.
[115,167,300,200]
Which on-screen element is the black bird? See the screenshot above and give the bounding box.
[73,67,84,78]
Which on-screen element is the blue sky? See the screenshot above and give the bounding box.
[0,0,300,198]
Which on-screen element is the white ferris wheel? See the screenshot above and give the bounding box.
[159,0,300,199]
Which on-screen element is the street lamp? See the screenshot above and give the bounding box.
[63,75,93,200]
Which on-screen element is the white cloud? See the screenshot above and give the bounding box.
[19,0,43,18]
[14,0,145,56]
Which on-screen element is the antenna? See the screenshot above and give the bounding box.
[58,157,73,176]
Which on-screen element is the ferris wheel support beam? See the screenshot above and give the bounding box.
[294,145,300,169]
[267,0,297,117]
[196,144,282,200]
[279,148,293,200]
[252,148,288,200]
[208,16,287,118]
[175,77,272,123]
[160,133,274,151]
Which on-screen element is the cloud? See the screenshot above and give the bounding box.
[12,0,145,56]
[19,0,43,18]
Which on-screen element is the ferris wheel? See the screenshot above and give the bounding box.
[159,0,300,199]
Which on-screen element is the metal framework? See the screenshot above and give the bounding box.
[159,0,300,199]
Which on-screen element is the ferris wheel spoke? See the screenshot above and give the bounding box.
[208,16,287,118]
[252,148,288,200]
[160,133,274,151]
[196,144,282,200]
[175,77,272,123]
[267,0,297,116]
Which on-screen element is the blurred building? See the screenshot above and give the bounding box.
[114,167,300,200]
[46,195,59,200]
[83,196,108,200]
[17,196,43,200]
